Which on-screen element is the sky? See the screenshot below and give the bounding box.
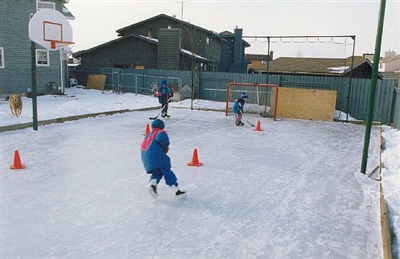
[1,87,399,258]
[66,0,400,58]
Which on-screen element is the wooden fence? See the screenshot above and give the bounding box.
[75,67,398,126]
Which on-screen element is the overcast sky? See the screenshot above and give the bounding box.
[66,0,399,58]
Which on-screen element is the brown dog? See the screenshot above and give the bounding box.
[9,93,25,117]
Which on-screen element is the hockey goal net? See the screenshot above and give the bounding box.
[225,83,279,121]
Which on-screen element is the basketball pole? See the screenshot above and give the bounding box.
[360,0,387,174]
[30,40,38,131]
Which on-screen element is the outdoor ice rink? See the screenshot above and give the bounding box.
[1,107,382,258]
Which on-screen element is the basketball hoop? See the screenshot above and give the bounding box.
[29,9,73,51]
[59,42,75,61]
[51,40,75,51]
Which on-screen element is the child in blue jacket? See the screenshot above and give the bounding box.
[141,119,186,198]
[157,79,174,118]
[232,92,248,126]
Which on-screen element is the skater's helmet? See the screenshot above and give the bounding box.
[151,119,165,129]
[241,92,248,99]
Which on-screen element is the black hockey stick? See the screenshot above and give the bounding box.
[246,120,255,127]
[149,98,170,120]
[238,109,253,127]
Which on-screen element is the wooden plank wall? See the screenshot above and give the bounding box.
[81,67,397,125]
[86,75,106,90]
[271,87,337,121]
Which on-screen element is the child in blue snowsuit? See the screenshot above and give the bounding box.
[157,79,174,118]
[232,92,248,126]
[141,119,186,198]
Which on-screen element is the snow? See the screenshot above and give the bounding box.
[328,66,349,74]
[1,86,399,258]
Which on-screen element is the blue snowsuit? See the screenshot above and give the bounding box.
[157,79,174,116]
[141,128,178,187]
[232,98,246,123]
[232,98,245,114]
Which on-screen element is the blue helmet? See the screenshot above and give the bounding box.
[151,119,165,129]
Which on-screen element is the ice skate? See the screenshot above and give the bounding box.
[149,185,158,198]
[171,185,187,199]
[175,190,187,199]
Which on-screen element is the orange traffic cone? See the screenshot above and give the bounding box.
[254,120,263,131]
[10,150,25,169]
[187,148,203,166]
[142,124,150,135]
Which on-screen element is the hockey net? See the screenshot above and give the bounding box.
[225,83,279,121]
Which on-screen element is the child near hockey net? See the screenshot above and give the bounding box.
[232,92,248,126]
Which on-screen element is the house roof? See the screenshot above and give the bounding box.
[380,53,400,63]
[62,4,75,20]
[219,30,251,48]
[73,35,153,57]
[73,34,208,62]
[266,56,365,75]
[245,54,271,61]
[380,72,400,79]
[342,59,383,79]
[116,13,223,41]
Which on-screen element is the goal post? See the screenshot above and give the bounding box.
[225,82,279,121]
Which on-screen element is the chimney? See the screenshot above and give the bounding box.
[233,27,243,62]
[384,50,396,58]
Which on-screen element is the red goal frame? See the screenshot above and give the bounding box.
[225,82,279,121]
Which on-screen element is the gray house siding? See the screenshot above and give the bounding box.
[117,14,221,63]
[158,28,181,70]
[118,17,179,39]
[0,0,65,96]
[79,37,158,68]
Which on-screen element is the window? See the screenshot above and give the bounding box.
[0,47,4,68]
[37,1,55,11]
[36,49,49,66]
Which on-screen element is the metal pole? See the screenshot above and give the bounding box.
[345,36,356,122]
[264,37,271,116]
[190,36,195,110]
[191,54,194,110]
[59,49,64,94]
[360,0,387,174]
[31,41,38,131]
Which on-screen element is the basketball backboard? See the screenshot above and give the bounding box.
[29,9,73,51]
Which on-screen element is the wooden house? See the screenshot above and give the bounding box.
[342,59,383,79]
[219,28,251,73]
[245,52,273,73]
[74,14,250,73]
[379,51,400,74]
[0,0,74,96]
[247,52,400,79]
[247,56,365,76]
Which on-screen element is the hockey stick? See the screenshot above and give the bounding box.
[238,108,254,127]
[246,120,255,127]
[149,98,171,120]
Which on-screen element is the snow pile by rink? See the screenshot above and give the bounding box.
[381,127,400,258]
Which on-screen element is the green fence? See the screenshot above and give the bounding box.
[77,67,398,126]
